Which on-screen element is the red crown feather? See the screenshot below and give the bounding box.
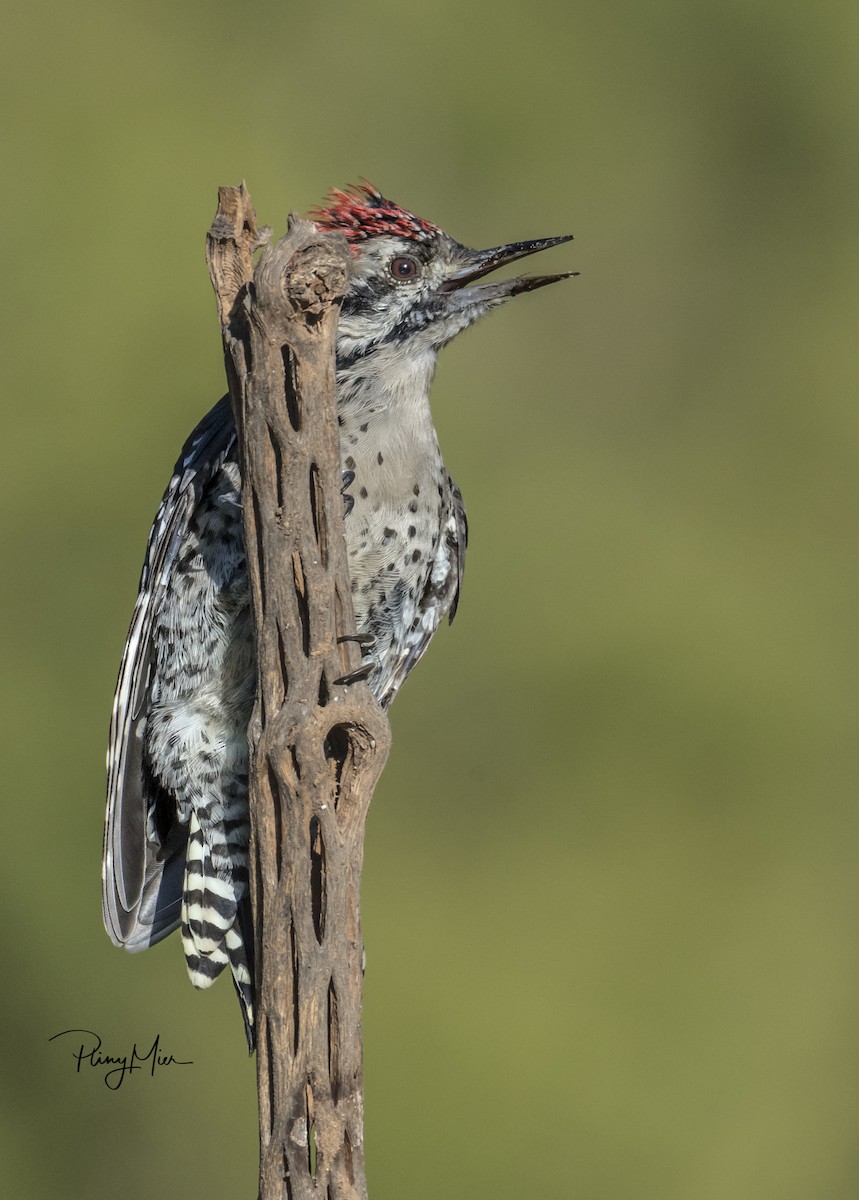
[310,181,438,243]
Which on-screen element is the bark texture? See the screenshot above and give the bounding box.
[206,184,391,1200]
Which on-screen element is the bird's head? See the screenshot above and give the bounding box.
[311,182,575,364]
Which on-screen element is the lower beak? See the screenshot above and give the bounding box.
[441,235,577,298]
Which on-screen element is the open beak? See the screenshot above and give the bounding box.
[441,234,577,299]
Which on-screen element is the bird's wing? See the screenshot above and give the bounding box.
[102,396,237,951]
[446,476,468,625]
[378,475,468,708]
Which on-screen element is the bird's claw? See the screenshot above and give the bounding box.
[334,664,374,687]
[337,633,377,651]
[341,470,355,518]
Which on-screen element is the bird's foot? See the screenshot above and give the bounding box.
[334,632,376,687]
[341,470,355,517]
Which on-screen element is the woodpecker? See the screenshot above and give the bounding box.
[102,183,573,1046]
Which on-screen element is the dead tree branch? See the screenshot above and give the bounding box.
[206,183,392,1200]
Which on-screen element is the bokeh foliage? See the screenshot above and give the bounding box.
[3,0,859,1196]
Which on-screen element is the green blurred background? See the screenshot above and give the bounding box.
[4,0,859,1195]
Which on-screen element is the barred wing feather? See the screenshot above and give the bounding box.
[102,396,237,951]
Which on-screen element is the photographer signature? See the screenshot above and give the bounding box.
[49,1028,193,1090]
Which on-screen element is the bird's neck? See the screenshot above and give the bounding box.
[335,343,444,491]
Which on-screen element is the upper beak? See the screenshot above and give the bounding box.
[440,235,577,298]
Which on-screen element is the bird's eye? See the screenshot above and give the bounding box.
[390,256,419,281]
